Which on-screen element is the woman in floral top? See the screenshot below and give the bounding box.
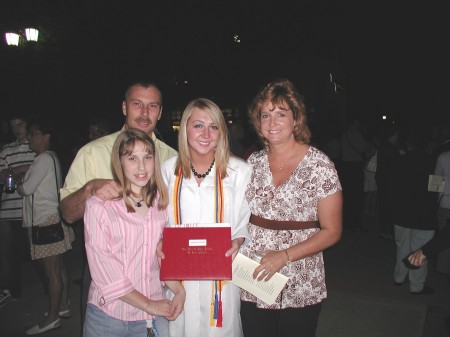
[240,79,343,337]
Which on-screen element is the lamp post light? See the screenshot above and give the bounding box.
[4,27,39,46]
[25,28,39,42]
[5,32,20,46]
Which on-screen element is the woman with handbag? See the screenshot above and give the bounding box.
[17,118,74,335]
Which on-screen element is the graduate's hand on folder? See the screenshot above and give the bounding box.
[225,237,245,260]
[156,239,165,267]
[156,239,165,259]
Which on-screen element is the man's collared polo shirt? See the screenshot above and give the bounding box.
[61,128,177,200]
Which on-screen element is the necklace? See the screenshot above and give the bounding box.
[268,144,298,170]
[268,152,286,170]
[128,195,143,208]
[191,159,215,179]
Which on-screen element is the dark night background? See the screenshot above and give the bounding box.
[1,0,448,136]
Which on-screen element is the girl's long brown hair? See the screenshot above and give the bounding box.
[111,129,168,212]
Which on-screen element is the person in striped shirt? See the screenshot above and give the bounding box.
[0,113,36,305]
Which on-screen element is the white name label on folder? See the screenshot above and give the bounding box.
[189,239,207,246]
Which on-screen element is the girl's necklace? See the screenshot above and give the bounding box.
[128,195,143,208]
[191,159,215,179]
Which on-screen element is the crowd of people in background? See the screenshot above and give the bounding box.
[0,78,449,336]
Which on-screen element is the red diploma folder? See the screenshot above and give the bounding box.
[160,224,232,280]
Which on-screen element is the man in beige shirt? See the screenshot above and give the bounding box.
[60,81,177,324]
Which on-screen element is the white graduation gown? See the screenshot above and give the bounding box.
[161,156,251,337]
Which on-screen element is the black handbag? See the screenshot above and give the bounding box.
[31,153,65,245]
[32,221,64,245]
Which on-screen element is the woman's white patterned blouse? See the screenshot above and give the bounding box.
[240,146,342,309]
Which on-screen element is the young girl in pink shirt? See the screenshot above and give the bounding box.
[83,129,184,337]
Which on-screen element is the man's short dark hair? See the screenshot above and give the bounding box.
[124,80,162,104]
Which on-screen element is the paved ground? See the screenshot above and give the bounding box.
[319,218,450,337]
[1,214,450,337]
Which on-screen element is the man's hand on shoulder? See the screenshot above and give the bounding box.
[88,179,122,201]
[61,179,122,224]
